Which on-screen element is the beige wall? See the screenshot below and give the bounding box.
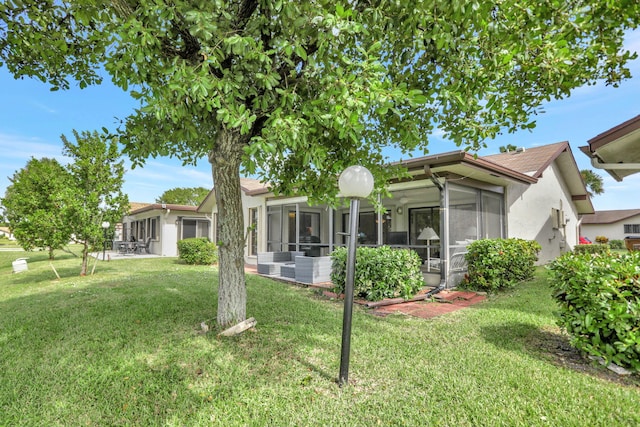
[506,163,580,264]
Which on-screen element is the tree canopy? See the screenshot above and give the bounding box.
[2,0,638,326]
[499,144,519,153]
[0,130,128,273]
[156,187,210,206]
[1,157,74,259]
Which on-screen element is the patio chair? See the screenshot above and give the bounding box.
[450,251,468,272]
[136,237,152,254]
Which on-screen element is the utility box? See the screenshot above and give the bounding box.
[12,258,28,273]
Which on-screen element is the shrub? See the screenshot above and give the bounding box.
[573,243,609,254]
[595,235,609,244]
[462,238,541,292]
[330,246,424,301]
[177,237,218,265]
[548,251,640,372]
[609,239,624,250]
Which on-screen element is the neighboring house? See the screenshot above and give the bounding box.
[581,209,640,242]
[580,114,640,181]
[198,141,592,288]
[0,226,14,240]
[121,203,212,257]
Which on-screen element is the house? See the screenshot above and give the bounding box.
[578,115,640,246]
[484,142,593,263]
[0,226,14,240]
[580,209,640,242]
[120,203,212,257]
[580,114,640,181]
[198,141,592,288]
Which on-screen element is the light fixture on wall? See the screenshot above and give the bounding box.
[396,196,409,215]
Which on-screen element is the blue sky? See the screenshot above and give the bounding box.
[1,31,640,210]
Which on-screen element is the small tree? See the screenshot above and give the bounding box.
[156,187,210,206]
[1,158,74,259]
[62,130,129,275]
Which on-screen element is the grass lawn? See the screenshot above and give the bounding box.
[1,249,638,426]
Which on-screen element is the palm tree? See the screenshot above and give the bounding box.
[580,169,604,197]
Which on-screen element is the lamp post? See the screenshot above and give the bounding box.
[101,221,110,261]
[338,165,374,387]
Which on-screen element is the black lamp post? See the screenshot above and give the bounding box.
[101,221,110,261]
[337,165,374,387]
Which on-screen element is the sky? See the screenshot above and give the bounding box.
[1,31,640,211]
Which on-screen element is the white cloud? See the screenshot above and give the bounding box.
[0,133,64,161]
[30,101,57,114]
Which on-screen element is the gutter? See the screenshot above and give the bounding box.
[590,157,640,170]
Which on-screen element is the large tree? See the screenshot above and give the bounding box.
[2,1,638,326]
[62,130,129,276]
[1,158,74,259]
[156,187,210,206]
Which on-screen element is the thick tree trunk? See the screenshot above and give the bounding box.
[209,129,247,328]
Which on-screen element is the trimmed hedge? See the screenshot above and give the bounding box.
[462,238,541,292]
[574,243,610,254]
[330,246,424,301]
[609,239,624,250]
[177,237,218,265]
[548,251,640,372]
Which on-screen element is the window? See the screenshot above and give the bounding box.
[342,211,378,245]
[128,216,159,241]
[481,192,503,239]
[267,206,283,252]
[181,218,210,239]
[408,206,440,259]
[249,208,258,256]
[624,224,640,234]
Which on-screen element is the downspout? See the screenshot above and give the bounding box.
[425,170,447,297]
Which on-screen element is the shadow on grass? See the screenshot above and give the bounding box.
[481,322,640,387]
[0,268,347,424]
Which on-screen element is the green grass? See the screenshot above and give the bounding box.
[1,249,638,426]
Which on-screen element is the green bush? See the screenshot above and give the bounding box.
[462,238,541,292]
[595,235,609,244]
[548,251,640,372]
[609,239,624,250]
[177,237,218,265]
[330,246,424,301]
[573,243,610,254]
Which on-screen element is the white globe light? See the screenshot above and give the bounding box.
[101,221,110,229]
[338,165,374,198]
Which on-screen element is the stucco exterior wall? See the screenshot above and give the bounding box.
[581,213,640,242]
[506,163,579,264]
